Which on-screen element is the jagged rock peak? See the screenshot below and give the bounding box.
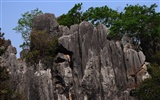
[0,13,151,100]
[32,13,58,31]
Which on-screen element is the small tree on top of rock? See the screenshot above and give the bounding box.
[13,8,43,50]
[110,4,160,62]
[25,29,58,67]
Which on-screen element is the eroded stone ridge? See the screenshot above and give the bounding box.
[0,13,149,100]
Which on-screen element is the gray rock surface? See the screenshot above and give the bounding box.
[32,13,61,37]
[0,13,149,100]
[3,39,11,47]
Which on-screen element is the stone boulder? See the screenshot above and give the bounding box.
[32,13,61,37]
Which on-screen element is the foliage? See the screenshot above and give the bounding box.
[83,6,119,27]
[25,50,40,65]
[57,3,119,28]
[110,4,160,62]
[25,29,58,67]
[150,51,160,64]
[134,64,160,100]
[57,3,83,28]
[0,67,23,100]
[13,8,43,49]
[0,67,12,100]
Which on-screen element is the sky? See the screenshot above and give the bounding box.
[0,0,160,58]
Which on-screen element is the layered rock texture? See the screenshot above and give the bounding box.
[0,13,150,100]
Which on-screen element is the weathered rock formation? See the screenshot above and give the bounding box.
[0,13,150,100]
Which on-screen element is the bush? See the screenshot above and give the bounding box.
[25,50,40,65]
[134,64,160,100]
[150,51,160,64]
[25,29,58,67]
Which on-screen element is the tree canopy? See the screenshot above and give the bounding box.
[57,3,83,28]
[110,4,160,62]
[83,6,119,27]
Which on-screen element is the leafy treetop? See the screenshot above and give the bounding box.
[13,8,43,50]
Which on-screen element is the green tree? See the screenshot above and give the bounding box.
[58,3,119,28]
[57,3,83,27]
[25,29,58,67]
[109,4,160,62]
[83,6,119,27]
[13,8,43,49]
